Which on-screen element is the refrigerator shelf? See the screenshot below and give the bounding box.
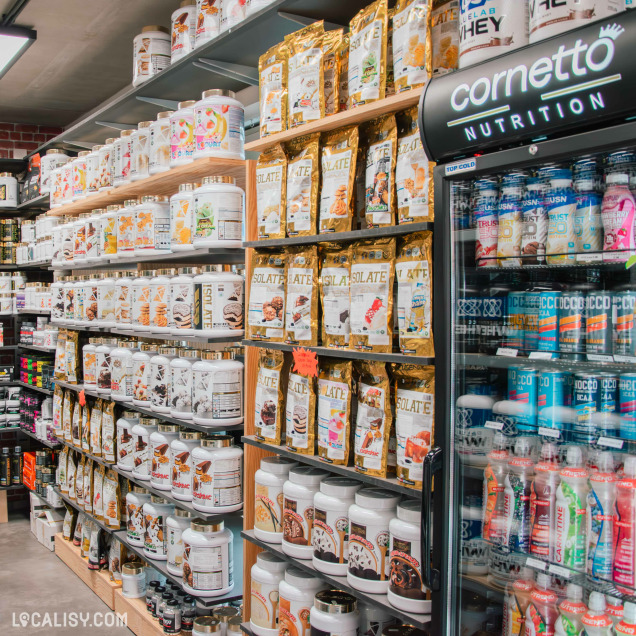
[458,353,636,373]
[460,574,504,601]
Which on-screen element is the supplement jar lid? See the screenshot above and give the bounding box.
[260,456,297,474]
[201,435,233,448]
[177,266,199,275]
[175,508,194,518]
[178,100,196,109]
[120,129,135,137]
[202,89,236,100]
[46,149,67,156]
[256,551,286,571]
[140,343,155,352]
[150,495,168,504]
[213,607,239,622]
[178,183,197,193]
[382,627,427,636]
[284,566,323,589]
[142,25,169,34]
[125,198,139,206]
[118,340,138,349]
[158,424,180,433]
[156,268,175,276]
[159,346,178,356]
[139,270,156,277]
[228,617,242,634]
[202,175,235,186]
[139,417,159,426]
[397,499,422,523]
[191,519,224,533]
[200,351,223,361]
[157,111,174,120]
[354,488,401,510]
[180,0,196,6]
[132,485,148,494]
[105,137,117,144]
[288,466,328,486]
[314,590,357,614]
[179,348,200,359]
[138,121,152,128]
[193,617,221,633]
[319,477,361,497]
[122,561,145,576]
[92,208,105,215]
[122,410,137,418]
[179,431,203,440]
[78,150,90,157]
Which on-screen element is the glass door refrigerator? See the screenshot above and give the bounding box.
[419,9,636,636]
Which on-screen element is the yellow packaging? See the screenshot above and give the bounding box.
[431,0,459,75]
[90,399,103,457]
[319,126,359,234]
[81,404,91,452]
[323,29,343,115]
[58,446,68,493]
[254,348,288,445]
[259,41,288,137]
[392,0,432,92]
[93,464,105,521]
[257,144,287,240]
[338,34,350,112]
[65,329,80,383]
[386,8,395,96]
[67,453,77,501]
[319,243,352,349]
[285,133,319,237]
[286,22,325,127]
[284,246,318,346]
[76,455,85,505]
[348,0,388,108]
[391,363,434,489]
[54,330,67,380]
[317,359,353,466]
[350,237,396,353]
[102,401,116,463]
[248,251,286,342]
[285,367,316,455]
[354,362,393,477]
[396,231,434,356]
[354,142,367,230]
[53,384,64,435]
[71,400,82,447]
[62,390,75,442]
[102,468,121,529]
[84,460,94,514]
[364,115,397,228]
[397,106,435,223]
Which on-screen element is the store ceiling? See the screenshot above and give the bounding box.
[0,0,177,127]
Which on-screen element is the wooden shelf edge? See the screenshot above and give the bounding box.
[114,589,164,636]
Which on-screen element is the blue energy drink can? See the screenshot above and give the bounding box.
[538,291,561,352]
[586,291,613,355]
[613,291,636,356]
[514,367,538,430]
[558,291,585,354]
[508,365,522,401]
[538,371,570,410]
[620,373,636,440]
[506,291,526,349]
[573,372,601,443]
[524,291,541,352]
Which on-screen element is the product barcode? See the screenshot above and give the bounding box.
[598,437,624,450]
[538,427,560,439]
[496,348,518,357]
[526,558,546,570]
[485,421,504,430]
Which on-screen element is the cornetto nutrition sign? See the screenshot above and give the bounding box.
[419,10,636,162]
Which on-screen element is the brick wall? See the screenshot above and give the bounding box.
[0,123,62,159]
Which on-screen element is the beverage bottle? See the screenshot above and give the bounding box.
[602,172,636,262]
[524,573,559,636]
[474,178,500,267]
[574,176,603,254]
[502,567,534,636]
[616,601,636,635]
[605,596,623,629]
[539,442,561,465]
[614,455,636,590]
[530,455,561,560]
[554,446,588,572]
[581,592,613,636]
[456,389,496,467]
[503,441,534,553]
[554,583,586,636]
[521,178,548,265]
[482,439,510,545]
[498,174,525,268]
[546,169,577,265]
[587,451,616,581]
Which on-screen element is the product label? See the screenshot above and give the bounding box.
[193,456,242,507]
[193,368,242,422]
[132,357,150,402]
[115,282,132,324]
[285,373,311,449]
[97,350,112,391]
[365,138,393,225]
[320,148,353,223]
[98,284,116,323]
[118,426,134,466]
[317,378,350,461]
[132,283,151,328]
[167,524,184,570]
[348,519,391,581]
[287,157,313,231]
[170,111,195,163]
[144,512,166,555]
[151,439,172,487]
[133,433,150,477]
[171,365,193,414]
[194,280,244,331]
[255,482,283,533]
[283,494,314,547]
[397,131,432,221]
[288,46,322,123]
[127,501,145,541]
[254,367,281,438]
[118,211,135,252]
[389,533,424,600]
[257,163,284,237]
[260,59,284,134]
[150,283,169,331]
[396,258,431,344]
[194,105,244,156]
[149,122,170,172]
[194,191,243,241]
[170,279,194,331]
[546,189,577,263]
[131,129,149,179]
[396,387,433,483]
[150,360,170,409]
[354,380,387,472]
[111,354,132,397]
[350,262,391,345]
[349,19,383,105]
[285,265,313,343]
[251,577,280,629]
[321,266,350,344]
[172,447,193,497]
[279,592,313,636]
[170,195,193,246]
[248,266,285,339]
[313,506,349,565]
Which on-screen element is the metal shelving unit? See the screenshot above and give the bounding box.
[18,344,56,353]
[16,381,53,396]
[53,486,116,534]
[19,427,60,449]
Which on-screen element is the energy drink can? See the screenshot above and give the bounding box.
[573,372,601,444]
[505,291,526,350]
[613,291,636,356]
[514,367,538,431]
[538,371,570,410]
[538,291,561,352]
[620,373,636,440]
[595,372,619,438]
[508,365,522,401]
[586,291,613,355]
[558,291,585,354]
[523,291,541,351]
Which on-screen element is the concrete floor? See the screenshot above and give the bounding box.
[0,511,133,635]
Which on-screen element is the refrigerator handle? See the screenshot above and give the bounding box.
[422,446,442,591]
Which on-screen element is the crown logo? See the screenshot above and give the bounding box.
[599,23,625,41]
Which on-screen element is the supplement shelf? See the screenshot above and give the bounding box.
[459,352,636,372]
[17,194,49,210]
[59,440,113,469]
[18,308,52,315]
[242,435,420,498]
[243,221,434,248]
[19,427,60,448]
[245,87,424,153]
[17,381,53,395]
[0,345,18,350]
[0,484,25,491]
[242,530,432,629]
[52,486,118,535]
[112,590,163,636]
[18,343,56,353]
[242,340,434,366]
[460,575,504,602]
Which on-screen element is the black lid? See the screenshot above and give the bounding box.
[162,591,173,599]
[155,585,166,593]
[167,599,180,607]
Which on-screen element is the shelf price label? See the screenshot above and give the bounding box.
[598,437,624,450]
[587,354,614,363]
[485,421,504,430]
[526,557,546,571]
[548,564,571,578]
[538,427,560,439]
[614,355,636,364]
[529,351,554,360]
[577,253,603,263]
[496,348,518,358]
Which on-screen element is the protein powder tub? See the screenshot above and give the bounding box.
[150,346,179,413]
[254,456,298,543]
[181,520,234,597]
[84,276,99,323]
[126,486,152,545]
[166,508,195,576]
[171,1,196,63]
[282,466,328,559]
[195,0,220,47]
[279,568,325,636]
[312,478,362,576]
[132,270,154,332]
[171,266,198,334]
[84,145,100,193]
[132,417,159,480]
[358,604,397,636]
[63,277,75,323]
[310,590,359,636]
[85,210,103,262]
[98,139,115,191]
[194,617,221,636]
[171,430,204,501]
[73,213,88,263]
[249,552,287,636]
[193,265,244,336]
[72,151,89,200]
[110,340,139,402]
[170,100,196,165]
[113,130,134,186]
[387,499,428,614]
[61,161,73,204]
[150,424,180,490]
[191,435,243,514]
[96,337,117,394]
[116,199,139,258]
[82,339,99,389]
[116,411,139,471]
[115,272,133,325]
[170,183,197,251]
[133,343,155,406]
[149,111,173,174]
[193,177,243,247]
[130,121,151,181]
[194,89,245,160]
[74,276,86,325]
[143,496,175,560]
[100,206,118,257]
[192,351,244,426]
[347,488,401,594]
[170,347,199,419]
[121,562,146,599]
[40,149,69,195]
[149,269,175,333]
[97,273,116,327]
[133,26,170,87]
[135,195,170,256]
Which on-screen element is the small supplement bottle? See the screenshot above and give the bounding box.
[115,272,134,325]
[100,205,119,258]
[135,195,171,257]
[170,266,198,335]
[193,617,221,636]
[227,616,242,636]
[181,595,197,633]
[170,183,197,251]
[166,508,194,576]
[347,488,401,594]
[146,580,159,613]
[170,100,196,166]
[181,520,233,597]
[150,346,179,413]
[151,585,167,618]
[163,599,182,635]
[193,177,244,248]
[158,591,174,624]
[282,466,328,559]
[126,485,152,545]
[130,121,152,181]
[143,496,175,560]
[170,347,199,419]
[213,607,239,636]
[117,198,139,257]
[132,417,160,481]
[131,270,155,332]
[171,430,204,501]
[193,265,244,336]
[97,138,116,191]
[110,340,139,402]
[310,590,359,636]
[312,477,362,576]
[97,272,117,327]
[254,456,298,543]
[194,89,245,160]
[150,268,175,333]
[113,129,135,186]
[150,424,180,490]
[192,435,243,514]
[133,343,155,406]
[96,337,117,395]
[116,410,139,471]
[278,567,325,636]
[249,552,287,636]
[149,111,173,174]
[121,561,146,598]
[82,338,99,389]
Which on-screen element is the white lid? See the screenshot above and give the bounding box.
[284,566,324,589]
[288,466,328,486]
[625,456,636,479]
[354,488,401,510]
[608,172,629,185]
[397,499,421,523]
[260,456,297,475]
[565,584,582,602]
[320,477,362,497]
[256,552,287,572]
[624,601,636,623]
[588,592,606,613]
[566,445,583,467]
[535,573,551,589]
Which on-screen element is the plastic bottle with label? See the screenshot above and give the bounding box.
[193,177,244,248]
[171,431,204,501]
[614,455,636,591]
[617,601,636,635]
[602,172,636,262]
[460,493,488,576]
[149,424,180,491]
[524,573,559,636]
[166,508,194,576]
[143,496,175,560]
[110,340,138,403]
[193,89,245,160]
[170,348,198,419]
[606,596,624,630]
[170,100,196,166]
[473,179,499,268]
[149,269,174,334]
[193,265,244,336]
[482,443,510,546]
[502,445,534,553]
[116,411,139,472]
[132,417,159,481]
[149,111,173,174]
[131,270,154,333]
[116,198,139,259]
[530,455,561,561]
[554,583,586,636]
[574,176,603,254]
[97,272,116,328]
[546,169,577,265]
[170,266,197,335]
[134,196,171,257]
[126,486,152,547]
[170,183,197,252]
[249,552,287,636]
[581,592,613,636]
[497,174,525,268]
[132,343,154,406]
[456,391,496,467]
[130,121,151,182]
[502,568,533,636]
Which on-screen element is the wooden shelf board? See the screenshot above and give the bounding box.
[114,589,163,636]
[245,88,423,153]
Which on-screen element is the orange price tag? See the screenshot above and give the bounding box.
[78,390,86,407]
[292,348,319,378]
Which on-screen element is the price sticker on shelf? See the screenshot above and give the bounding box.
[526,558,546,571]
[529,351,554,360]
[598,437,624,450]
[485,421,504,430]
[496,348,518,358]
[577,253,603,263]
[587,354,614,363]
[538,427,560,439]
[548,564,571,578]
[614,355,636,364]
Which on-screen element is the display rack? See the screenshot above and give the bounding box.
[19,427,59,449]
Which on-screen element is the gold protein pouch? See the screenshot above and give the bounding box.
[286,22,325,127]
[284,246,318,346]
[65,329,80,383]
[102,469,121,529]
[248,251,286,342]
[53,384,64,435]
[319,126,359,234]
[58,446,68,493]
[365,115,397,228]
[323,29,343,116]
[90,399,103,457]
[431,0,459,75]
[71,400,82,447]
[317,359,353,465]
[397,106,435,223]
[350,237,396,353]
[63,391,75,442]
[84,460,94,514]
[285,133,319,237]
[338,34,350,113]
[257,144,287,240]
[93,464,105,521]
[81,404,91,452]
[259,41,288,136]
[285,367,316,455]
[102,401,116,463]
[254,348,288,445]
[354,361,393,477]
[386,8,395,97]
[391,363,434,489]
[396,231,434,356]
[348,0,388,108]
[320,243,352,349]
[392,0,432,92]
[67,452,77,501]
[54,329,67,380]
[75,455,85,506]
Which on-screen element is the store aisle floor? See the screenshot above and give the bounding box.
[0,511,132,635]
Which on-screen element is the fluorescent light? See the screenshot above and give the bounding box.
[0,25,36,80]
